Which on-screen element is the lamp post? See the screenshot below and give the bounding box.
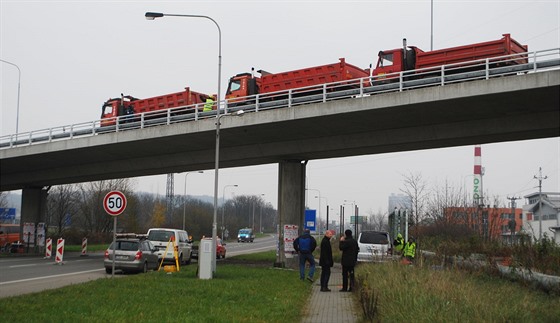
[146,11,222,275]
[315,195,328,233]
[0,59,21,137]
[221,184,238,240]
[344,200,356,236]
[183,171,204,230]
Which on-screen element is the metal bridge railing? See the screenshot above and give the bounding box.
[1,48,558,150]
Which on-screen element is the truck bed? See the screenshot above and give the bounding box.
[132,87,208,113]
[416,34,528,69]
[261,58,368,93]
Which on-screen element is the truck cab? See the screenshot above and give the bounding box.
[372,42,422,79]
[225,72,261,105]
[100,95,137,127]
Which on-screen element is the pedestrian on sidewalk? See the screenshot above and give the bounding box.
[293,228,317,282]
[339,229,359,292]
[319,230,335,292]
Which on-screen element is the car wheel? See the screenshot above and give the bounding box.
[142,262,148,273]
[105,267,112,274]
[185,253,192,265]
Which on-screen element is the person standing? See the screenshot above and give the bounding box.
[293,228,317,282]
[339,229,359,292]
[402,236,416,263]
[319,230,335,292]
[203,95,215,112]
[393,233,404,256]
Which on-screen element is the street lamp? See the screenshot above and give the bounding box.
[221,184,238,240]
[183,171,204,230]
[0,59,21,137]
[146,11,223,276]
[315,195,328,233]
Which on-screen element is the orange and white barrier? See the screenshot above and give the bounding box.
[44,238,52,259]
[81,238,87,256]
[55,238,65,264]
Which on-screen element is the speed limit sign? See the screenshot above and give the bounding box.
[103,191,127,216]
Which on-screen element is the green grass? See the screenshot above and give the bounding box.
[356,261,560,322]
[1,253,310,322]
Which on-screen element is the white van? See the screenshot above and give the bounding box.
[357,231,391,262]
[147,228,193,265]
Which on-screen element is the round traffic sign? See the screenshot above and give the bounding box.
[103,191,127,216]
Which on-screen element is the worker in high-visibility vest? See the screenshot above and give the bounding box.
[203,95,215,112]
[402,236,416,262]
[393,233,404,255]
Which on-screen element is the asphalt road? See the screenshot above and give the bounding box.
[0,234,277,298]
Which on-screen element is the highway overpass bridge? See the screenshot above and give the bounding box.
[1,59,559,266]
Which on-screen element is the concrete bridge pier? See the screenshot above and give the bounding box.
[20,186,48,244]
[275,160,307,269]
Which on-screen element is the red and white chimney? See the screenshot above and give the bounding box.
[473,145,482,205]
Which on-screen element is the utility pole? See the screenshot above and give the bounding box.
[534,167,548,240]
[166,173,174,226]
[507,196,520,245]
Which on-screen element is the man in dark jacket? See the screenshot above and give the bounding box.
[339,229,359,292]
[319,230,335,292]
[293,228,317,282]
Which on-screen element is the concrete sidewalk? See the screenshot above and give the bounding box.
[302,263,359,323]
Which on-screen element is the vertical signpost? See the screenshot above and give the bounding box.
[103,191,127,278]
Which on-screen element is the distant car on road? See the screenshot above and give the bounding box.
[237,228,254,242]
[104,234,159,274]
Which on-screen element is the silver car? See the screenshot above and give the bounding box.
[104,238,159,274]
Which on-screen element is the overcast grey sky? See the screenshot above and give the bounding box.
[1,1,559,216]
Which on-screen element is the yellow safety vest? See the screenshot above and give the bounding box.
[403,241,416,258]
[203,98,214,112]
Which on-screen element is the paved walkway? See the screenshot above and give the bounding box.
[302,263,359,323]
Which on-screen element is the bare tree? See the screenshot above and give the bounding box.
[46,185,80,237]
[365,208,389,231]
[400,171,429,238]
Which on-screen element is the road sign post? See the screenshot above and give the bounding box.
[103,191,127,278]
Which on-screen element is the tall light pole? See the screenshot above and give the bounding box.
[0,59,21,137]
[146,11,222,275]
[221,184,238,240]
[315,195,328,233]
[183,171,204,230]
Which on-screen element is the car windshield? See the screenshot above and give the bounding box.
[239,230,251,234]
[360,232,389,244]
[109,241,139,251]
[147,230,174,242]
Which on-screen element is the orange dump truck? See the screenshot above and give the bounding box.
[100,87,211,127]
[225,58,369,105]
[372,34,528,79]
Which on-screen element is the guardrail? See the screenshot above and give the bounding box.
[1,48,559,149]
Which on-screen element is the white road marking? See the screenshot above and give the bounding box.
[0,268,105,285]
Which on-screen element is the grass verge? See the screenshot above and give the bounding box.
[356,261,560,322]
[1,252,310,322]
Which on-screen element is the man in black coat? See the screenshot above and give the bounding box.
[319,230,335,292]
[339,229,359,292]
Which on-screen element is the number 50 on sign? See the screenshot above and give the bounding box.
[103,191,127,216]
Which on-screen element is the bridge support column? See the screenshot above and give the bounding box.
[20,187,48,245]
[275,160,307,269]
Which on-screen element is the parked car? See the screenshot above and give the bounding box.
[357,231,392,262]
[237,228,254,242]
[216,238,227,259]
[147,228,193,265]
[191,238,227,259]
[104,235,159,274]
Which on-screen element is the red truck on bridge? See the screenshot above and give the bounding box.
[372,33,528,80]
[225,58,369,105]
[100,87,212,127]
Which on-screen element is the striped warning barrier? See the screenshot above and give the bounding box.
[44,238,52,259]
[81,237,87,256]
[55,238,65,264]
